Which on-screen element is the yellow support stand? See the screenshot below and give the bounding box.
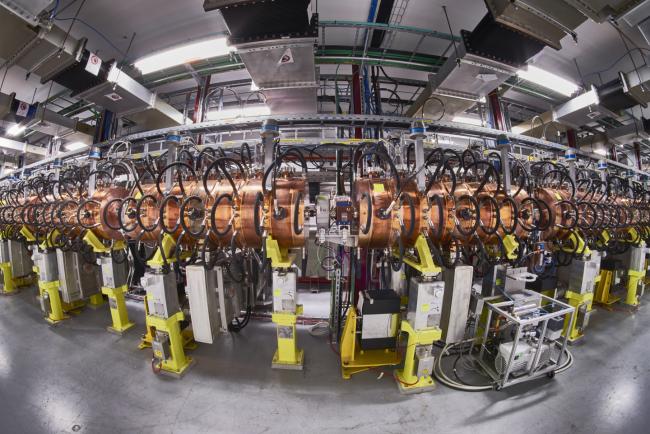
[266,235,303,369]
[624,269,643,307]
[88,293,106,308]
[394,320,441,394]
[39,280,75,324]
[271,307,305,369]
[563,231,591,257]
[594,269,619,305]
[266,236,294,268]
[102,284,134,334]
[148,311,194,377]
[139,296,196,351]
[340,309,400,379]
[148,233,176,267]
[400,235,441,276]
[563,290,593,342]
[0,262,34,295]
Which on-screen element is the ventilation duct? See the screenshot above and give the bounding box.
[607,118,650,144]
[0,92,14,118]
[75,64,185,130]
[407,13,545,119]
[204,0,319,115]
[484,0,586,50]
[565,0,645,23]
[0,7,86,81]
[23,104,94,143]
[553,86,618,129]
[0,0,52,25]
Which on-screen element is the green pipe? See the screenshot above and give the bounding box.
[319,20,460,42]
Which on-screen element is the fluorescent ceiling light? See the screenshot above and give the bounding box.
[206,105,271,121]
[452,116,483,126]
[517,65,579,97]
[134,37,233,75]
[65,142,88,151]
[7,124,26,136]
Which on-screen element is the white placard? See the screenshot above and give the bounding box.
[85,53,102,76]
[16,101,29,117]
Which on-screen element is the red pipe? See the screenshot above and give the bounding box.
[352,65,362,139]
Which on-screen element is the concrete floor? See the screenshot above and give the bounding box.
[1,288,649,434]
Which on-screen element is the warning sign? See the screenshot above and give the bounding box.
[278,48,294,65]
[85,52,102,76]
[16,101,29,117]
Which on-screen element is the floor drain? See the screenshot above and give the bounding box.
[72,425,81,432]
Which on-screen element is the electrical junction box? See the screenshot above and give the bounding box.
[9,239,33,278]
[215,266,241,333]
[441,265,474,343]
[33,250,58,283]
[100,255,128,289]
[273,270,297,313]
[557,254,601,295]
[407,278,445,331]
[56,250,100,303]
[186,265,220,344]
[143,271,179,319]
[358,290,401,350]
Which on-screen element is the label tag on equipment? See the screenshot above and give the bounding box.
[16,101,29,117]
[105,92,123,102]
[278,48,294,65]
[85,52,102,76]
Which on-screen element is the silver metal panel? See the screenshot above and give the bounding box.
[55,250,99,303]
[185,265,220,344]
[607,118,650,143]
[0,239,9,263]
[557,255,601,294]
[413,42,516,118]
[77,65,184,127]
[100,256,128,289]
[623,65,650,105]
[564,0,645,22]
[143,271,179,318]
[33,249,57,282]
[264,86,318,115]
[0,92,14,118]
[407,278,445,330]
[485,0,586,50]
[236,38,317,115]
[441,266,473,343]
[26,105,79,138]
[553,86,617,129]
[0,0,53,25]
[272,270,296,313]
[9,239,32,278]
[215,266,241,333]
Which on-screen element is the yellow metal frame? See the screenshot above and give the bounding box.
[563,290,593,342]
[38,279,83,324]
[624,269,643,307]
[266,236,294,268]
[139,296,196,351]
[394,320,441,393]
[147,311,194,376]
[20,226,36,242]
[271,307,305,369]
[102,284,134,334]
[148,233,176,268]
[594,269,620,305]
[503,234,519,261]
[0,262,34,294]
[340,308,400,379]
[399,235,441,276]
[562,231,591,257]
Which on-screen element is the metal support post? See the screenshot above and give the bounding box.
[261,119,279,172]
[410,122,426,190]
[497,134,511,194]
